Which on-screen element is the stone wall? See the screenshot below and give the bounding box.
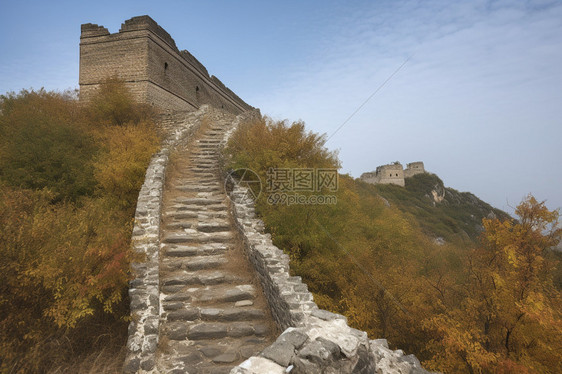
[361,162,405,187]
[226,182,432,373]
[79,16,252,114]
[222,123,432,374]
[404,162,425,179]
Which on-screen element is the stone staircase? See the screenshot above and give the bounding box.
[126,106,432,374]
[153,110,276,373]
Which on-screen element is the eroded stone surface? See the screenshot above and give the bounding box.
[149,108,276,373]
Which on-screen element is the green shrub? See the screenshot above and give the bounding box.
[0,89,97,202]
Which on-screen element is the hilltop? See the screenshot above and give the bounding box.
[360,172,512,246]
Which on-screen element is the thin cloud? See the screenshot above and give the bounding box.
[252,0,562,213]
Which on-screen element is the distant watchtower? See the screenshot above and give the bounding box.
[361,162,405,187]
[361,161,426,187]
[79,15,252,113]
[404,161,425,178]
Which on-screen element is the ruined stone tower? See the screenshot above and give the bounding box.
[361,162,406,187]
[79,15,251,113]
[404,161,425,178]
[361,161,426,186]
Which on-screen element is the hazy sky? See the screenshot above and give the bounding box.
[1,0,560,215]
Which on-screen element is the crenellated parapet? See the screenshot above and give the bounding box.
[79,15,252,114]
[361,161,426,187]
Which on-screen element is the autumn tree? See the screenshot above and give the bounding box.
[424,195,562,373]
[0,89,97,202]
[0,82,159,373]
[224,116,453,360]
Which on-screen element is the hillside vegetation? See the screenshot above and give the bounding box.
[0,80,159,373]
[224,115,562,373]
[367,172,511,245]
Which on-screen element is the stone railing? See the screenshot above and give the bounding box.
[222,117,433,373]
[124,106,209,373]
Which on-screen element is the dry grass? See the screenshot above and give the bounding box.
[47,345,126,374]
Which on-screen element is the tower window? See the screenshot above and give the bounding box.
[164,62,168,70]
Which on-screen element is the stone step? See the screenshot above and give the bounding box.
[193,164,215,169]
[191,162,218,166]
[166,212,198,220]
[161,270,237,287]
[190,152,218,157]
[177,182,221,187]
[163,307,265,323]
[192,161,217,165]
[154,113,275,373]
[194,192,222,198]
[167,322,237,341]
[192,171,217,177]
[166,308,199,322]
[175,186,221,193]
[189,150,215,158]
[186,179,219,185]
[165,222,194,230]
[162,254,227,271]
[183,322,267,340]
[197,222,231,233]
[196,212,229,220]
[163,244,228,257]
[167,205,225,214]
[170,202,225,210]
[200,308,265,322]
[193,284,257,304]
[175,198,224,206]
[190,166,216,172]
[193,157,218,161]
[197,145,219,150]
[189,153,218,158]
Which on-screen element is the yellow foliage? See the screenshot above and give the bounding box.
[93,121,159,209]
[424,195,562,373]
[225,115,562,373]
[0,81,159,372]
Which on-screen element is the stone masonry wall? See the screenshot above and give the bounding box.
[80,16,252,114]
[226,181,432,374]
[221,118,432,374]
[404,162,425,179]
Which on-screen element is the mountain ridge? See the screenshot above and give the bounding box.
[357,172,512,246]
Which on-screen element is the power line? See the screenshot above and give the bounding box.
[326,55,412,143]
